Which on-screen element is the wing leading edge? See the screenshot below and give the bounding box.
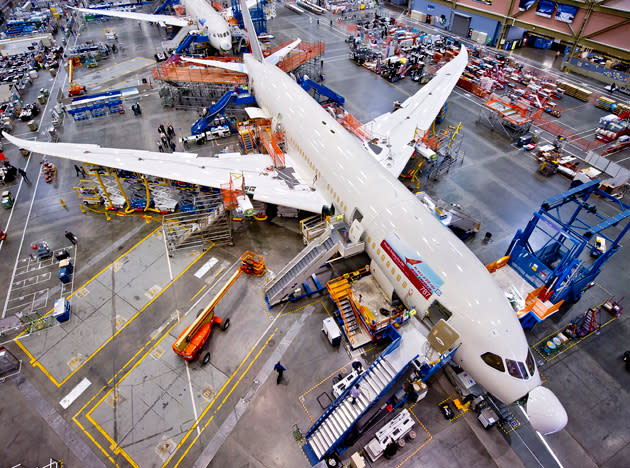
[72,7,191,27]
[2,132,326,213]
[364,46,468,177]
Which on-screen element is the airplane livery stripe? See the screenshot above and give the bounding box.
[380,237,442,300]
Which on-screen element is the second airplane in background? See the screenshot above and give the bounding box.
[72,0,260,52]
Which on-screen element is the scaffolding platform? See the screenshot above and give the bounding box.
[152,41,324,84]
[478,96,541,138]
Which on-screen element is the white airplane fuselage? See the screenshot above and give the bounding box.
[80,0,232,52]
[246,54,548,407]
[183,0,232,51]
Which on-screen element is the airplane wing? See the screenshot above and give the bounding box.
[363,46,468,177]
[265,39,301,65]
[182,38,301,71]
[181,57,248,74]
[2,133,326,213]
[72,7,191,27]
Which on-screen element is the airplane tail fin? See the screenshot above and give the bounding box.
[239,0,264,62]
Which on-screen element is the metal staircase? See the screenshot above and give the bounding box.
[327,277,362,343]
[164,25,193,52]
[265,230,340,306]
[305,352,401,461]
[264,223,364,306]
[240,130,255,153]
[338,297,359,334]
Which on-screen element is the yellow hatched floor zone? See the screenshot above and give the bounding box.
[14,227,208,388]
[73,294,317,467]
[73,317,286,467]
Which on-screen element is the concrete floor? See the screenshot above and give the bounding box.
[0,5,629,468]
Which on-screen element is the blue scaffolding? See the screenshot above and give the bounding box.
[297,77,345,105]
[153,0,179,14]
[230,0,267,35]
[505,179,630,315]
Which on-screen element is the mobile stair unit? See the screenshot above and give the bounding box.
[191,88,255,135]
[302,321,460,463]
[264,221,364,306]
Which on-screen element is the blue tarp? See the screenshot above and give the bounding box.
[518,0,535,11]
[536,0,556,18]
[555,4,577,23]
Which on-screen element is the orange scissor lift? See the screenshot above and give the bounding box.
[172,251,266,362]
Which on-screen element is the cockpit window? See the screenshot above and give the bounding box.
[481,352,505,372]
[506,358,528,380]
[526,350,536,376]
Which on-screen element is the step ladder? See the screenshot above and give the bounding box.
[264,229,342,306]
[306,356,400,461]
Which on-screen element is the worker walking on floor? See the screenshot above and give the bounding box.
[350,384,361,404]
[17,167,30,184]
[65,230,78,244]
[274,361,286,384]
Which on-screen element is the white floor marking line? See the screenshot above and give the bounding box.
[162,225,174,280]
[60,377,92,409]
[2,164,44,318]
[185,361,202,437]
[192,306,311,467]
[194,257,218,279]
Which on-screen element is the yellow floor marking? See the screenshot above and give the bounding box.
[16,231,212,387]
[298,363,350,424]
[159,325,268,467]
[77,297,320,468]
[394,403,432,468]
[84,318,182,468]
[74,416,121,467]
[171,329,278,468]
[190,284,207,302]
[15,226,161,356]
[278,298,327,318]
[497,408,520,434]
[72,310,176,468]
[533,315,618,362]
[210,267,224,281]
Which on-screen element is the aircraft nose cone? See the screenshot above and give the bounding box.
[220,39,232,51]
[525,386,568,434]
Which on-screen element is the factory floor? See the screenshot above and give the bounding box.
[0,6,629,468]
